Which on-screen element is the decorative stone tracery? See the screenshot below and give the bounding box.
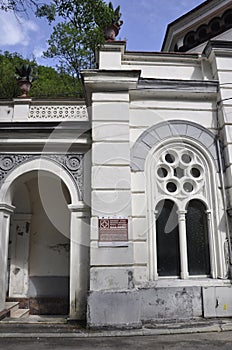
[156,147,205,199]
[0,154,84,199]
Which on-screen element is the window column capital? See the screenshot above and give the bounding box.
[177,210,187,221]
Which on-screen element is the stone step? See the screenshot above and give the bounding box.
[10,309,29,319]
[5,302,19,316]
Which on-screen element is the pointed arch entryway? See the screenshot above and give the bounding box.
[0,157,90,320]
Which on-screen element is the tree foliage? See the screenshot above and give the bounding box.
[36,0,117,76]
[0,51,83,99]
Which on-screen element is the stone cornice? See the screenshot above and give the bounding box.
[81,70,141,105]
[138,78,218,92]
[131,78,219,100]
[0,121,90,132]
[204,39,232,57]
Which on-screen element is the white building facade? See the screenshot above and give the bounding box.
[1,0,232,328]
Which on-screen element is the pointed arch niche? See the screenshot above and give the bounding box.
[131,121,228,282]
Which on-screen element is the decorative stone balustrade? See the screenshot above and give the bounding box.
[29,105,88,121]
[0,100,89,122]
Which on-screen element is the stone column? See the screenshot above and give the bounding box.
[0,204,15,311]
[150,210,158,280]
[206,210,217,278]
[68,202,90,320]
[177,210,189,279]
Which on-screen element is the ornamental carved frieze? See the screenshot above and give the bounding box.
[0,154,84,199]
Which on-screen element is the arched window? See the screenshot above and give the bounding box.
[186,200,210,276]
[156,200,180,276]
[146,139,225,280]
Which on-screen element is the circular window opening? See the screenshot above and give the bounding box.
[183,182,194,193]
[157,167,168,178]
[191,167,201,178]
[166,182,177,193]
[181,154,192,164]
[165,153,175,164]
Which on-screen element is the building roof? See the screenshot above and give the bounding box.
[162,0,232,53]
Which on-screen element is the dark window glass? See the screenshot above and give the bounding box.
[183,182,194,193]
[156,200,180,276]
[186,200,210,275]
[181,154,192,163]
[191,167,201,178]
[157,167,168,178]
[166,182,177,193]
[165,153,175,164]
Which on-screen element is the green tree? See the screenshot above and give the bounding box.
[0,51,82,99]
[31,65,83,98]
[0,51,31,98]
[36,0,120,76]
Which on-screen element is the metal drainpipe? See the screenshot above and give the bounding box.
[216,101,232,273]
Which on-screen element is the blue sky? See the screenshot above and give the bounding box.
[0,0,205,67]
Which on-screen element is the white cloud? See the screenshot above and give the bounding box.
[33,45,48,60]
[0,11,38,47]
[33,46,44,59]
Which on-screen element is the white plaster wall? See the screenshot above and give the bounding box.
[128,72,220,282]
[129,99,217,150]
[209,48,232,234]
[124,63,203,80]
[0,104,13,122]
[90,91,134,290]
[89,43,231,292]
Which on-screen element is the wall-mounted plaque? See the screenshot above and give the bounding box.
[99,217,128,242]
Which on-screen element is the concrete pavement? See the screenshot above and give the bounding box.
[1,317,232,338]
[1,332,232,350]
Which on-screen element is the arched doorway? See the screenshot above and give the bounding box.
[0,158,90,320]
[7,170,71,315]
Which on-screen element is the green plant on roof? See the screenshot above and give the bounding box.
[95,1,123,30]
[15,64,37,83]
[109,1,123,28]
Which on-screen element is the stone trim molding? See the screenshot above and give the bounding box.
[0,154,84,199]
[0,203,15,214]
[68,203,90,218]
[131,120,219,172]
[138,79,218,94]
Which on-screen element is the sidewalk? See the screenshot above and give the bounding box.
[1,317,232,338]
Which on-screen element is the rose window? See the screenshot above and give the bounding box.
[156,148,204,197]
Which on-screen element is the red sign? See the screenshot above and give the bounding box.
[99,218,128,242]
